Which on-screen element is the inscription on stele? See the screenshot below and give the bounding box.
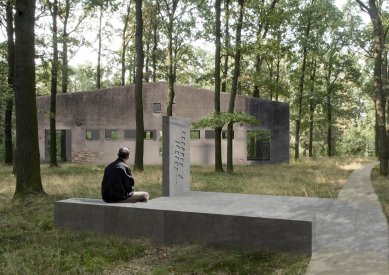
[173,130,187,185]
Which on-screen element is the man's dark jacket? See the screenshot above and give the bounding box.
[101,158,134,202]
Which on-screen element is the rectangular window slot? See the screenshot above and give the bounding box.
[204,130,215,139]
[222,130,234,139]
[124,130,136,139]
[144,130,156,140]
[153,103,162,113]
[86,130,100,140]
[105,130,120,140]
[190,130,200,140]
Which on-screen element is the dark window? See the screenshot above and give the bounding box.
[144,130,156,140]
[222,130,234,139]
[86,130,100,140]
[124,130,136,139]
[205,130,215,139]
[153,103,161,113]
[105,130,120,140]
[247,130,271,160]
[190,130,200,140]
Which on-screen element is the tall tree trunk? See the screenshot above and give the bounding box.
[60,0,70,162]
[325,50,341,158]
[371,0,387,174]
[50,0,59,167]
[294,5,312,161]
[275,43,281,101]
[14,0,44,196]
[221,0,230,93]
[121,2,131,86]
[132,54,136,83]
[253,54,262,98]
[145,39,150,83]
[134,0,144,171]
[227,0,244,174]
[384,50,389,139]
[166,0,178,116]
[214,0,223,172]
[269,60,273,100]
[357,0,388,175]
[376,107,379,157]
[96,7,103,89]
[5,0,14,165]
[326,60,332,157]
[252,0,265,98]
[252,0,277,98]
[308,58,316,157]
[152,2,159,83]
[152,24,158,82]
[61,0,70,95]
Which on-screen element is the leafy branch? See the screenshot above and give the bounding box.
[192,112,260,129]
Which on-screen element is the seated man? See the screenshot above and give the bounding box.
[101,147,149,203]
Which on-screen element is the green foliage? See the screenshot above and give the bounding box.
[247,130,271,142]
[337,113,375,157]
[371,168,389,220]
[68,63,96,92]
[192,112,260,129]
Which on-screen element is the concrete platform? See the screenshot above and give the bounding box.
[55,192,335,256]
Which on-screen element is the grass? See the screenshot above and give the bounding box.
[371,167,389,220]
[0,157,372,274]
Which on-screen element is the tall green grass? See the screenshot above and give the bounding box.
[0,157,372,274]
[371,168,389,220]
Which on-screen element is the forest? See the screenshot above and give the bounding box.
[0,0,386,193]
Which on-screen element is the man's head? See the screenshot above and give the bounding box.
[118,147,130,161]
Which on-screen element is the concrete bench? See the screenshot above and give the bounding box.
[54,117,334,256]
[55,191,335,256]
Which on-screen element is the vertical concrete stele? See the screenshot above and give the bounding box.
[162,116,190,196]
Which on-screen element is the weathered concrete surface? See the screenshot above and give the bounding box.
[307,162,389,275]
[36,82,289,165]
[162,116,190,196]
[55,192,335,255]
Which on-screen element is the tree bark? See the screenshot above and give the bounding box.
[253,0,277,98]
[60,0,70,162]
[214,0,223,172]
[14,0,44,196]
[166,0,179,116]
[49,0,59,167]
[325,55,334,157]
[134,0,144,171]
[294,2,312,161]
[221,0,230,93]
[61,0,70,95]
[96,7,103,89]
[121,2,131,86]
[357,0,388,175]
[275,40,281,101]
[227,0,244,174]
[145,39,150,83]
[5,0,14,165]
[308,57,316,157]
[152,1,159,82]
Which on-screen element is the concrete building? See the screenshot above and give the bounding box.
[36,82,289,165]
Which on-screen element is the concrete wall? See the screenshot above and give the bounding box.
[36,82,289,165]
